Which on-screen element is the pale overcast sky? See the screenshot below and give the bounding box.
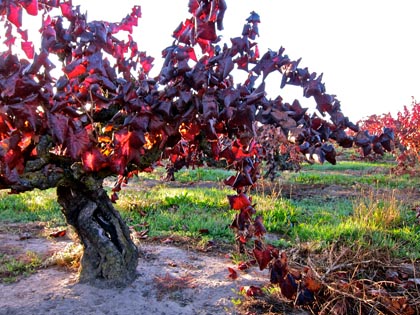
[11,1,420,122]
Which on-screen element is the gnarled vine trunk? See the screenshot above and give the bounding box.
[57,179,138,287]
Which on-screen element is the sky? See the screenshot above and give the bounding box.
[8,0,420,122]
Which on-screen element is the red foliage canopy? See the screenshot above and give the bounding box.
[0,0,390,196]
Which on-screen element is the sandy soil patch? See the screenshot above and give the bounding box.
[0,224,280,315]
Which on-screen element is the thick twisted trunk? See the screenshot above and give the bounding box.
[57,179,138,287]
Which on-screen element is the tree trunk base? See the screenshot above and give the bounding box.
[57,180,138,287]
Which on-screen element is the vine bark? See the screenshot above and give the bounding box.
[57,179,138,287]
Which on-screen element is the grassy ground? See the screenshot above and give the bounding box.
[0,189,63,225]
[0,251,42,284]
[0,159,419,313]
[1,160,418,258]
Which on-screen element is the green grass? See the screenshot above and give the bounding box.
[116,185,235,241]
[173,168,235,183]
[135,166,235,183]
[302,160,393,171]
[0,251,42,284]
[259,190,420,258]
[286,161,416,189]
[0,160,418,260]
[0,189,64,226]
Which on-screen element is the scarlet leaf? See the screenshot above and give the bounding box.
[179,122,200,142]
[66,125,90,159]
[253,248,272,270]
[227,193,251,210]
[140,54,154,74]
[252,51,278,80]
[21,41,34,59]
[228,105,256,133]
[65,63,87,79]
[173,19,194,45]
[227,267,238,280]
[238,235,247,244]
[195,19,217,41]
[223,175,236,187]
[82,148,109,172]
[22,0,39,16]
[232,173,254,189]
[7,2,22,27]
[113,5,141,33]
[270,252,300,300]
[253,215,267,237]
[60,1,74,20]
[234,55,249,71]
[48,113,68,144]
[241,285,263,297]
[49,230,66,238]
[237,261,249,271]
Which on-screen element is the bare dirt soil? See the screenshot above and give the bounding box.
[0,223,308,315]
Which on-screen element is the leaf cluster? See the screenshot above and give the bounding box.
[356,100,420,175]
